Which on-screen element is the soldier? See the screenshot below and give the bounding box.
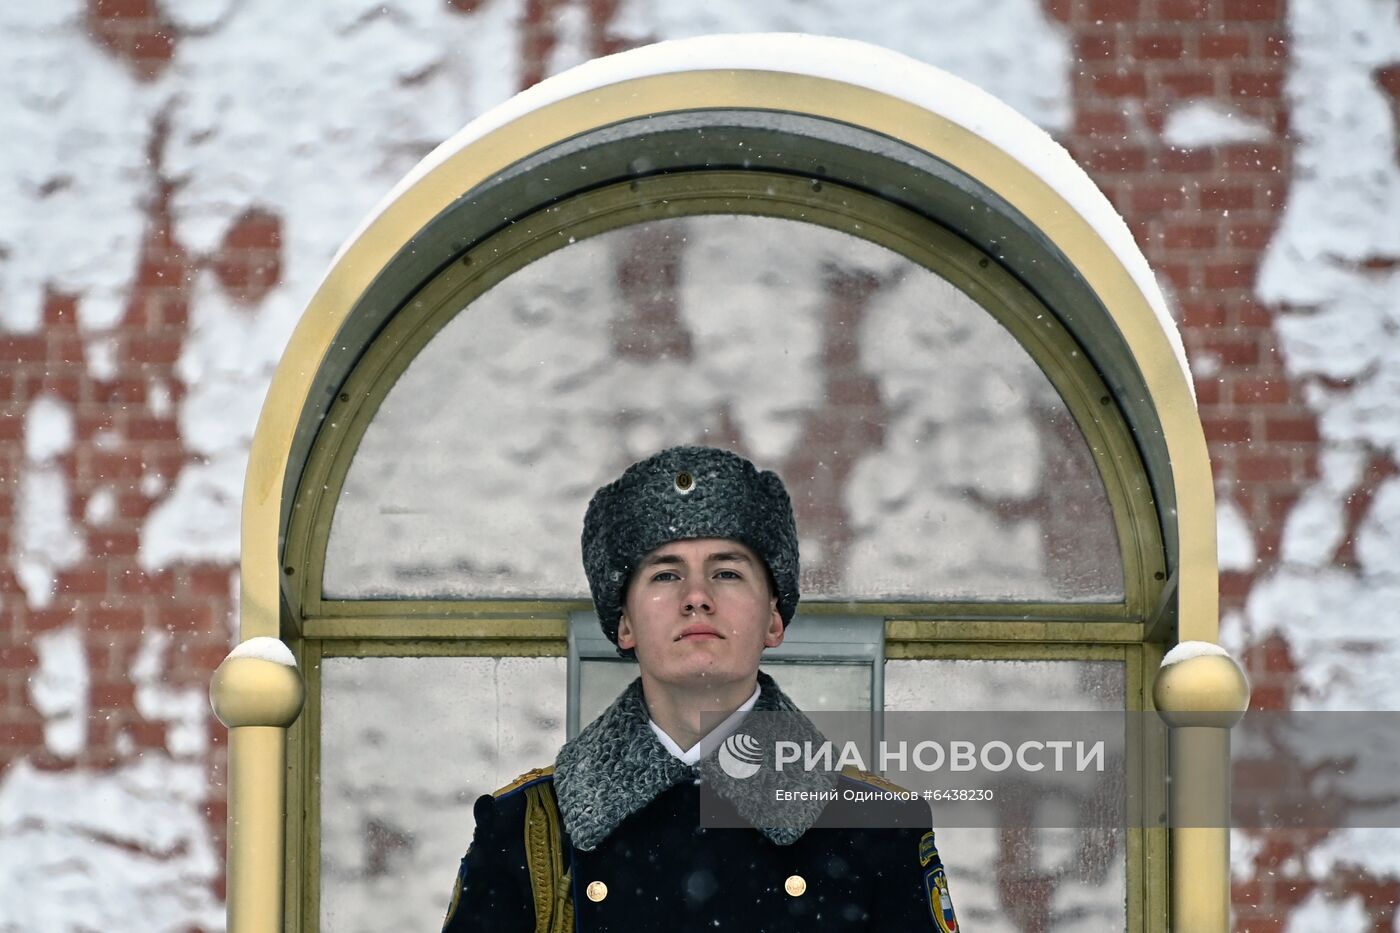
[441,445,959,932]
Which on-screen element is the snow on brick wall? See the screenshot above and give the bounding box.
[1,0,1396,930]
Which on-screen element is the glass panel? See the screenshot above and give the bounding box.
[578,660,871,733]
[319,656,565,933]
[325,214,1122,602]
[885,659,1127,932]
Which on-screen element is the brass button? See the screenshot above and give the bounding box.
[586,880,608,903]
[675,470,694,492]
[784,874,806,897]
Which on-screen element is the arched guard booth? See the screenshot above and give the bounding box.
[210,35,1248,933]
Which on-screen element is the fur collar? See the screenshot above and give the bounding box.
[554,670,835,851]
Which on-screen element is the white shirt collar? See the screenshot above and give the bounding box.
[648,682,762,766]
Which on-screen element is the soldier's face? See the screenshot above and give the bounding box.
[617,538,784,689]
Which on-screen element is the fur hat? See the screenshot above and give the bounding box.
[581,446,800,653]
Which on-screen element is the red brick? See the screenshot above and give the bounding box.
[137,255,187,288]
[189,643,237,671]
[126,335,182,364]
[91,607,146,631]
[89,0,157,18]
[93,377,147,404]
[1134,33,1186,59]
[1044,0,1073,21]
[1233,378,1289,404]
[1159,70,1217,98]
[0,723,45,746]
[90,530,140,557]
[221,209,282,251]
[1092,70,1148,98]
[1223,0,1283,20]
[1199,32,1252,59]
[25,375,83,405]
[123,720,169,747]
[1265,416,1320,443]
[0,646,37,671]
[1086,146,1148,173]
[47,335,86,365]
[185,565,234,597]
[1156,261,1194,290]
[1238,453,1294,483]
[1203,416,1252,442]
[1075,108,1129,136]
[1200,336,1261,365]
[90,681,135,707]
[1156,0,1210,18]
[128,29,174,64]
[153,297,189,328]
[1231,71,1284,100]
[54,567,109,595]
[126,416,179,441]
[1076,34,1118,61]
[1377,65,1400,100]
[1235,300,1275,326]
[158,604,215,631]
[1164,222,1219,249]
[1130,183,1188,212]
[0,336,46,363]
[85,451,144,481]
[1158,147,1215,172]
[1226,222,1277,250]
[116,569,175,596]
[23,608,78,632]
[1201,185,1256,210]
[1205,260,1257,290]
[1180,300,1229,328]
[1086,0,1143,21]
[1262,32,1289,59]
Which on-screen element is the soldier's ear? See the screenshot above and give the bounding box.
[763,603,784,649]
[617,613,637,650]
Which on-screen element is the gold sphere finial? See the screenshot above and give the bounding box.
[1153,642,1250,728]
[209,638,306,729]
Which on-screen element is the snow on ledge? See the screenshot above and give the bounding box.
[1163,100,1273,149]
[330,33,1192,400]
[228,636,297,667]
[1161,640,1231,668]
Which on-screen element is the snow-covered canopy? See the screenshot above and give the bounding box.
[336,32,1192,394]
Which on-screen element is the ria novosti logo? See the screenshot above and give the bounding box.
[717,733,1107,779]
[718,733,764,779]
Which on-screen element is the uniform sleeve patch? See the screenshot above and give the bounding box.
[923,864,958,933]
[920,833,956,932]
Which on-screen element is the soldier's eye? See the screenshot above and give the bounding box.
[714,570,741,580]
[651,570,680,582]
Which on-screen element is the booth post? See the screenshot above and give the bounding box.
[210,642,306,933]
[1154,648,1250,932]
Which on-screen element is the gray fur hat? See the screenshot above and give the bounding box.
[581,446,800,652]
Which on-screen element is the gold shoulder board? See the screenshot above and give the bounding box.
[493,765,556,797]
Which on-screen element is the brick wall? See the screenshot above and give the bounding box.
[2,1,1394,929]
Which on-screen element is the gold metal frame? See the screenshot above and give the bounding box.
[289,171,1161,626]
[226,63,1228,933]
[241,69,1216,647]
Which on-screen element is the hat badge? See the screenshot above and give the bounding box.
[674,470,695,494]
